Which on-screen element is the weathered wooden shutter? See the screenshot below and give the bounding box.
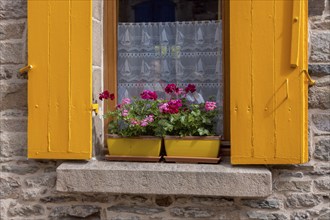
[27,0,92,159]
[230,0,309,164]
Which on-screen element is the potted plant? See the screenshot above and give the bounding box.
[99,90,163,159]
[157,84,221,161]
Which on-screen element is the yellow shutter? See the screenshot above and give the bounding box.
[230,0,309,164]
[27,0,92,159]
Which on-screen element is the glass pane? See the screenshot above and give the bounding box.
[117,0,223,134]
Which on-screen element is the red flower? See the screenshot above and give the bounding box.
[99,90,114,101]
[165,84,178,94]
[185,84,196,93]
[140,90,158,100]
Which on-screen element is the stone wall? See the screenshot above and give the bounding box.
[0,0,329,219]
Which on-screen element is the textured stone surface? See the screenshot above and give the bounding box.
[314,137,330,161]
[49,205,101,219]
[312,114,330,132]
[108,205,165,215]
[290,211,310,220]
[170,207,215,218]
[0,0,27,19]
[8,203,44,217]
[274,181,312,192]
[1,163,39,175]
[57,161,272,197]
[247,211,288,220]
[286,194,323,208]
[0,42,25,64]
[242,199,282,209]
[0,177,20,199]
[0,21,25,40]
[0,132,27,157]
[0,82,27,110]
[92,0,103,21]
[310,32,330,62]
[314,179,330,191]
[309,76,330,109]
[92,20,102,67]
[309,64,330,75]
[308,0,326,16]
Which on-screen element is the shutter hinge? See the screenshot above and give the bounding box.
[91,103,99,114]
[19,65,33,74]
[302,70,316,86]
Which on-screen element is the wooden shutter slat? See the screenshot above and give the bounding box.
[230,0,308,164]
[28,0,92,159]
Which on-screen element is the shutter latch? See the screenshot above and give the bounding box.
[19,65,33,74]
[302,70,316,86]
[91,103,99,114]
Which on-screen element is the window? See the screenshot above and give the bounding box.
[105,0,229,138]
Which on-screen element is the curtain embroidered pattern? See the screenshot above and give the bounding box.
[117,21,223,133]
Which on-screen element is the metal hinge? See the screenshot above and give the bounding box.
[302,70,316,86]
[19,65,33,74]
[91,103,99,114]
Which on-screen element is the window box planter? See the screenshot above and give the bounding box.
[106,135,162,161]
[164,136,221,163]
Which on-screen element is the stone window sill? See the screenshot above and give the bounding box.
[56,160,272,198]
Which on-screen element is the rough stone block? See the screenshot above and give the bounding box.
[286,194,323,208]
[0,177,21,199]
[0,0,27,20]
[0,42,25,64]
[290,211,310,220]
[0,21,25,40]
[0,64,26,80]
[170,207,214,218]
[274,181,312,192]
[57,161,272,197]
[0,81,27,110]
[93,0,103,21]
[0,118,27,132]
[309,82,330,110]
[308,0,326,16]
[108,205,165,215]
[310,32,330,63]
[49,205,101,219]
[1,163,39,175]
[246,211,288,220]
[314,137,330,161]
[0,132,27,158]
[314,179,330,191]
[7,203,44,217]
[92,20,102,67]
[312,113,330,132]
[25,173,56,188]
[309,64,330,75]
[242,199,282,209]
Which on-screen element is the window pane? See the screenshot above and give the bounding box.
[117,0,223,134]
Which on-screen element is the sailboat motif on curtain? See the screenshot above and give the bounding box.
[160,29,169,45]
[121,29,131,46]
[141,60,151,76]
[141,29,151,46]
[161,60,170,75]
[120,59,132,76]
[195,28,204,45]
[175,60,184,76]
[176,30,184,45]
[195,58,204,76]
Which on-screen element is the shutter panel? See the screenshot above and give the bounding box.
[27,0,92,159]
[230,0,309,164]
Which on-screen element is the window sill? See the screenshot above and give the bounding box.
[56,160,272,198]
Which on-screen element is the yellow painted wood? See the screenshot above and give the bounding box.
[164,137,220,158]
[230,0,308,164]
[291,0,302,68]
[107,137,162,156]
[27,0,92,159]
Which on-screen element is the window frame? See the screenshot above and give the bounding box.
[103,0,231,142]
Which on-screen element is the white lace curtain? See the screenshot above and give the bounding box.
[117,20,223,133]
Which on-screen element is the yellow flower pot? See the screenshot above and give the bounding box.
[164,136,220,158]
[107,135,162,157]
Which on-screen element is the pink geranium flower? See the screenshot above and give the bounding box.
[205,101,217,111]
